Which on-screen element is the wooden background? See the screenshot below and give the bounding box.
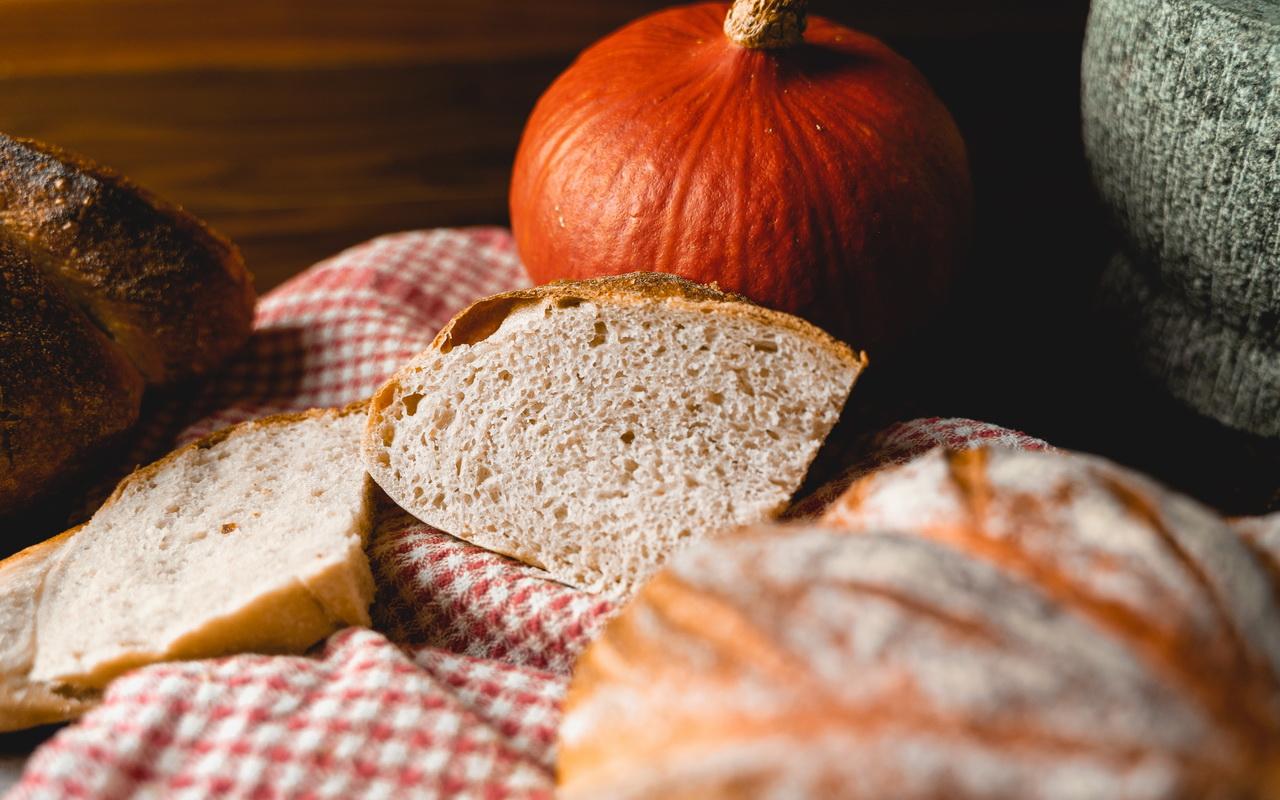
[0,0,1276,783]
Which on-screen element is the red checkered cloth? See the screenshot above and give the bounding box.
[7,228,1054,800]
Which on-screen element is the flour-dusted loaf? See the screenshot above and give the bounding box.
[0,133,256,517]
[365,273,865,597]
[559,447,1280,798]
[0,404,376,730]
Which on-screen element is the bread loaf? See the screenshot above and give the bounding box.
[0,404,376,730]
[0,133,256,516]
[364,273,865,598]
[0,240,144,515]
[559,448,1280,798]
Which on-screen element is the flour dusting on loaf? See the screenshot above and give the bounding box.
[364,273,865,597]
[560,448,1280,798]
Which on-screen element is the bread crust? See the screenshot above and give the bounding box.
[0,133,256,384]
[431,272,867,368]
[372,272,867,422]
[0,240,144,515]
[559,448,1280,797]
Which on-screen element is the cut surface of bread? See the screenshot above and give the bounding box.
[0,530,97,733]
[366,273,865,597]
[24,404,376,693]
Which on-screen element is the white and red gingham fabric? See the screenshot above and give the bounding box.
[7,228,1055,800]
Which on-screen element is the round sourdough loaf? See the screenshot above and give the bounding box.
[1083,0,1279,436]
[0,134,255,516]
[559,447,1280,798]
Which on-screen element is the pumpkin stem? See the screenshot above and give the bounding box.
[724,0,808,49]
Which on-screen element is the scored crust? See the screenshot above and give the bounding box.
[560,448,1280,797]
[0,133,256,385]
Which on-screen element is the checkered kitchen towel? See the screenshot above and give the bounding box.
[7,228,1058,799]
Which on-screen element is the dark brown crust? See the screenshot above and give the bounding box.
[0,243,144,516]
[431,272,868,369]
[0,133,256,384]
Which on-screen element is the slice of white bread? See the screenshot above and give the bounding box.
[0,404,376,731]
[365,273,866,597]
[0,530,97,732]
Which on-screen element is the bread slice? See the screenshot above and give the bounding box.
[5,404,376,706]
[365,273,866,597]
[0,530,97,733]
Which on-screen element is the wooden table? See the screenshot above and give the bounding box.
[0,0,1274,787]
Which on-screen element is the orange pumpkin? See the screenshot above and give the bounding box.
[510,0,972,349]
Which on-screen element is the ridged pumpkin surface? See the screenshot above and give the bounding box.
[510,3,971,349]
[559,448,1280,798]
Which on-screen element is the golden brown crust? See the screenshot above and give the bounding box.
[0,242,144,515]
[0,133,256,384]
[431,272,868,370]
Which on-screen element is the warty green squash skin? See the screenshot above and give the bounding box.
[510,2,972,350]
